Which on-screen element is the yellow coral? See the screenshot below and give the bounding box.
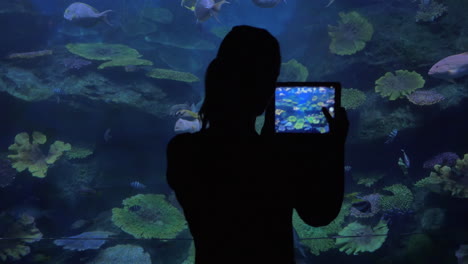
[7,132,71,178]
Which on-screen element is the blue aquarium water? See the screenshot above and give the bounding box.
[0,0,467,263]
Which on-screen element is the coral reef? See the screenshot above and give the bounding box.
[8,132,71,178]
[278,59,309,82]
[64,144,94,160]
[423,152,460,169]
[7,50,53,59]
[380,184,414,211]
[354,172,383,187]
[328,11,374,55]
[111,194,187,239]
[415,1,448,22]
[335,220,389,255]
[0,66,53,101]
[0,158,16,188]
[146,68,199,83]
[375,70,425,100]
[350,194,381,218]
[181,242,195,264]
[66,43,141,61]
[142,7,174,24]
[434,83,468,109]
[415,154,468,198]
[342,88,366,110]
[407,90,444,106]
[54,231,114,251]
[97,58,153,70]
[0,213,42,262]
[293,202,351,256]
[87,244,152,264]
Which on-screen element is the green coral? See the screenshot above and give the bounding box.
[342,88,366,110]
[64,144,94,160]
[7,132,71,178]
[287,116,297,123]
[98,58,153,70]
[88,244,151,264]
[146,68,199,83]
[141,7,174,24]
[66,43,141,61]
[294,118,305,130]
[0,214,42,262]
[278,59,309,82]
[328,11,374,55]
[375,70,425,100]
[111,194,187,239]
[380,184,414,211]
[336,220,389,255]
[293,202,350,256]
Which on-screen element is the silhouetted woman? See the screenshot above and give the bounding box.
[167,25,348,264]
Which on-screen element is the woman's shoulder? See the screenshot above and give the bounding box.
[167,132,205,150]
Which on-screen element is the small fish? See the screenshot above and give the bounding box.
[401,149,410,168]
[130,181,146,189]
[428,52,468,81]
[352,200,372,213]
[176,109,199,120]
[384,129,398,144]
[252,0,285,8]
[194,0,230,23]
[174,118,202,133]
[129,205,141,212]
[64,2,113,27]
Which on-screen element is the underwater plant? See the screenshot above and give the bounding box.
[278,59,309,82]
[0,213,42,262]
[415,154,468,198]
[112,194,187,239]
[335,219,389,255]
[380,184,414,212]
[7,131,71,178]
[66,43,142,61]
[293,202,351,256]
[375,70,425,100]
[146,68,200,83]
[328,11,374,56]
[87,244,152,264]
[342,88,366,110]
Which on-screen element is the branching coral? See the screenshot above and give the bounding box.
[335,220,389,255]
[146,68,199,83]
[8,132,71,178]
[342,88,366,110]
[66,43,141,61]
[380,184,414,211]
[415,154,468,198]
[0,213,42,262]
[375,70,425,100]
[293,202,351,255]
[87,244,152,264]
[328,11,374,55]
[415,1,448,22]
[278,59,309,82]
[112,194,187,239]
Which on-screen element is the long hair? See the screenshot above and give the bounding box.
[198,26,281,130]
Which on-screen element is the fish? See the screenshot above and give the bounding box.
[64,2,113,27]
[252,0,285,8]
[176,109,199,120]
[384,129,398,144]
[130,181,146,189]
[428,52,468,81]
[401,149,410,168]
[174,118,202,133]
[194,0,230,23]
[351,200,372,213]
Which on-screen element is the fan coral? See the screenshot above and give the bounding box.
[0,213,43,262]
[350,194,381,218]
[335,220,389,255]
[342,88,366,110]
[87,244,151,264]
[328,11,374,56]
[407,90,444,105]
[415,154,468,198]
[146,68,199,83]
[0,158,16,187]
[278,59,309,82]
[375,70,425,100]
[54,231,114,251]
[141,7,174,24]
[8,132,72,178]
[423,152,460,169]
[112,194,187,239]
[66,43,141,61]
[415,1,448,22]
[380,184,414,211]
[293,202,351,256]
[98,58,153,70]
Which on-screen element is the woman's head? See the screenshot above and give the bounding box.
[199,25,281,129]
